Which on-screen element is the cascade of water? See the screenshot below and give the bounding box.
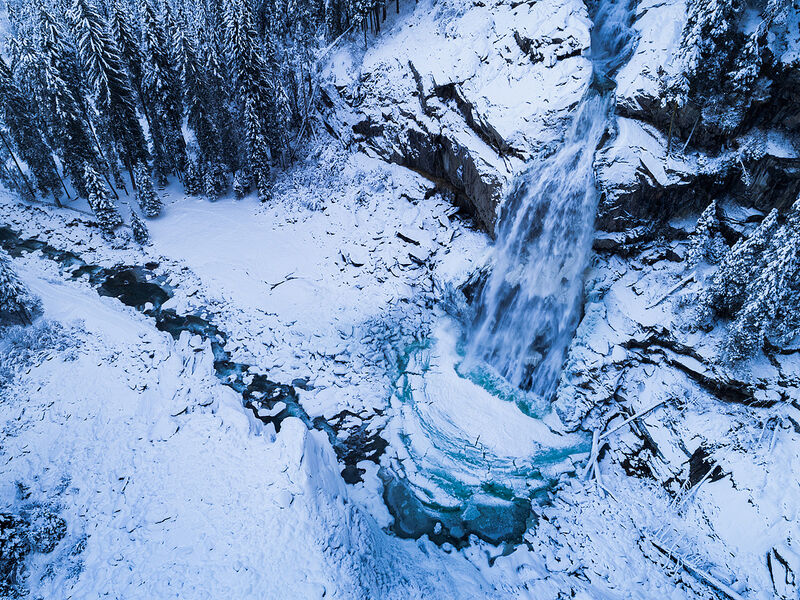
[466,0,637,400]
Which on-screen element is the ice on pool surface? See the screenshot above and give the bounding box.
[382,320,590,545]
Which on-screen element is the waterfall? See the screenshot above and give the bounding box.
[466,0,637,400]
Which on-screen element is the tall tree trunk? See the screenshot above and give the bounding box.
[83,110,124,198]
[0,130,36,201]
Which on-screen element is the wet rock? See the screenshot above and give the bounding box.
[768,545,799,599]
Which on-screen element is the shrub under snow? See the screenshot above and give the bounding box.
[0,250,39,325]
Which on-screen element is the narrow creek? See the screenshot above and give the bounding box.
[0,227,385,483]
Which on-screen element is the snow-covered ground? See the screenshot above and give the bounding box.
[0,216,514,599]
[3,0,800,595]
[5,140,797,598]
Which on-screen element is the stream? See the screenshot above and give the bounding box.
[0,227,384,484]
[0,0,639,552]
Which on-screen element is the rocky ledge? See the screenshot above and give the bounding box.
[321,0,592,234]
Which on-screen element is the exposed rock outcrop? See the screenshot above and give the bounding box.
[321,0,592,234]
[597,0,800,231]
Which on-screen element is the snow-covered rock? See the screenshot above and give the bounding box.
[322,0,592,233]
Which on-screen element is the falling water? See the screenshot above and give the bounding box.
[466,0,637,400]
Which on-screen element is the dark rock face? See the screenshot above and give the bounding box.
[372,126,506,234]
[319,0,593,235]
[596,0,800,232]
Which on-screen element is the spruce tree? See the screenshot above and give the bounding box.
[175,23,221,167]
[201,21,241,172]
[226,0,273,200]
[109,0,148,117]
[203,161,227,200]
[130,210,151,244]
[38,7,98,197]
[70,0,147,186]
[132,160,163,217]
[687,200,727,270]
[184,156,204,195]
[233,169,250,198]
[84,162,123,232]
[703,199,800,358]
[140,0,186,181]
[244,95,272,202]
[0,56,62,200]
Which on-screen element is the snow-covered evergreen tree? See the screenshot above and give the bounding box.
[203,161,227,200]
[233,168,250,198]
[37,7,98,197]
[663,0,741,109]
[139,0,186,181]
[130,210,151,244]
[703,199,800,358]
[84,162,123,232]
[132,161,163,217]
[226,0,273,194]
[687,200,728,270]
[70,0,148,185]
[175,23,221,167]
[243,95,272,202]
[0,249,39,325]
[200,21,241,173]
[0,56,62,200]
[109,0,147,116]
[184,156,204,195]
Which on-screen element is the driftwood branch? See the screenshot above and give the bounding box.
[599,399,668,441]
[649,537,746,600]
[646,272,695,309]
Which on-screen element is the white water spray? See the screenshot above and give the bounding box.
[466,0,637,400]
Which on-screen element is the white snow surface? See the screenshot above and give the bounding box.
[0,245,503,599]
[2,0,800,596]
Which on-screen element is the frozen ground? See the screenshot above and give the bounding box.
[3,140,798,598]
[0,248,517,598]
[2,0,800,594]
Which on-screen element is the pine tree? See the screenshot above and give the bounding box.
[70,0,148,186]
[140,0,186,181]
[109,0,147,114]
[201,21,241,172]
[132,160,163,217]
[130,210,151,244]
[226,0,273,190]
[184,156,204,195]
[175,22,221,166]
[703,198,800,358]
[84,162,123,232]
[687,200,727,270]
[233,168,250,198]
[203,161,227,200]
[0,56,62,200]
[0,248,39,325]
[706,208,780,317]
[38,7,98,197]
[244,95,272,202]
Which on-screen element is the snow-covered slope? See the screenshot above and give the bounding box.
[321,0,592,233]
[3,0,800,597]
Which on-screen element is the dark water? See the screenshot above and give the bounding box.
[0,225,533,548]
